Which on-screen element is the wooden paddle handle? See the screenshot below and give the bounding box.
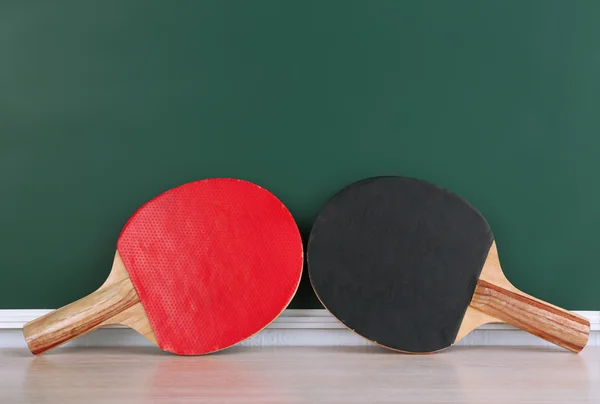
[470,279,590,353]
[23,277,140,355]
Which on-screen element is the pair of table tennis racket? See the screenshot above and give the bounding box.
[24,176,589,355]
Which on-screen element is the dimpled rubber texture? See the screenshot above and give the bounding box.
[307,177,494,353]
[117,179,303,355]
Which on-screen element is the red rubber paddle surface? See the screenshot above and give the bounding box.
[116,179,303,355]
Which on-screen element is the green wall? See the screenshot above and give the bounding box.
[1,1,598,309]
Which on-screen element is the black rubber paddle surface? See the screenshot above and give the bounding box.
[307,177,495,352]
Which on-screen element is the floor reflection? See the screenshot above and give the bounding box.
[1,346,595,404]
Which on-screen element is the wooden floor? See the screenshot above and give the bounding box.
[0,346,598,403]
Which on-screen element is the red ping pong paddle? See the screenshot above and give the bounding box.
[307,176,590,353]
[23,178,303,355]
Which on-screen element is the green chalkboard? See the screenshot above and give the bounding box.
[1,1,599,310]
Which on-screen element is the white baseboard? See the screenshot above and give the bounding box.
[2,309,598,350]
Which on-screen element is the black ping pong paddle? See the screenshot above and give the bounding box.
[307,176,590,353]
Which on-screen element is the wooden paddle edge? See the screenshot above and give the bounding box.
[455,242,504,342]
[23,252,158,354]
[456,242,590,352]
[99,251,157,346]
